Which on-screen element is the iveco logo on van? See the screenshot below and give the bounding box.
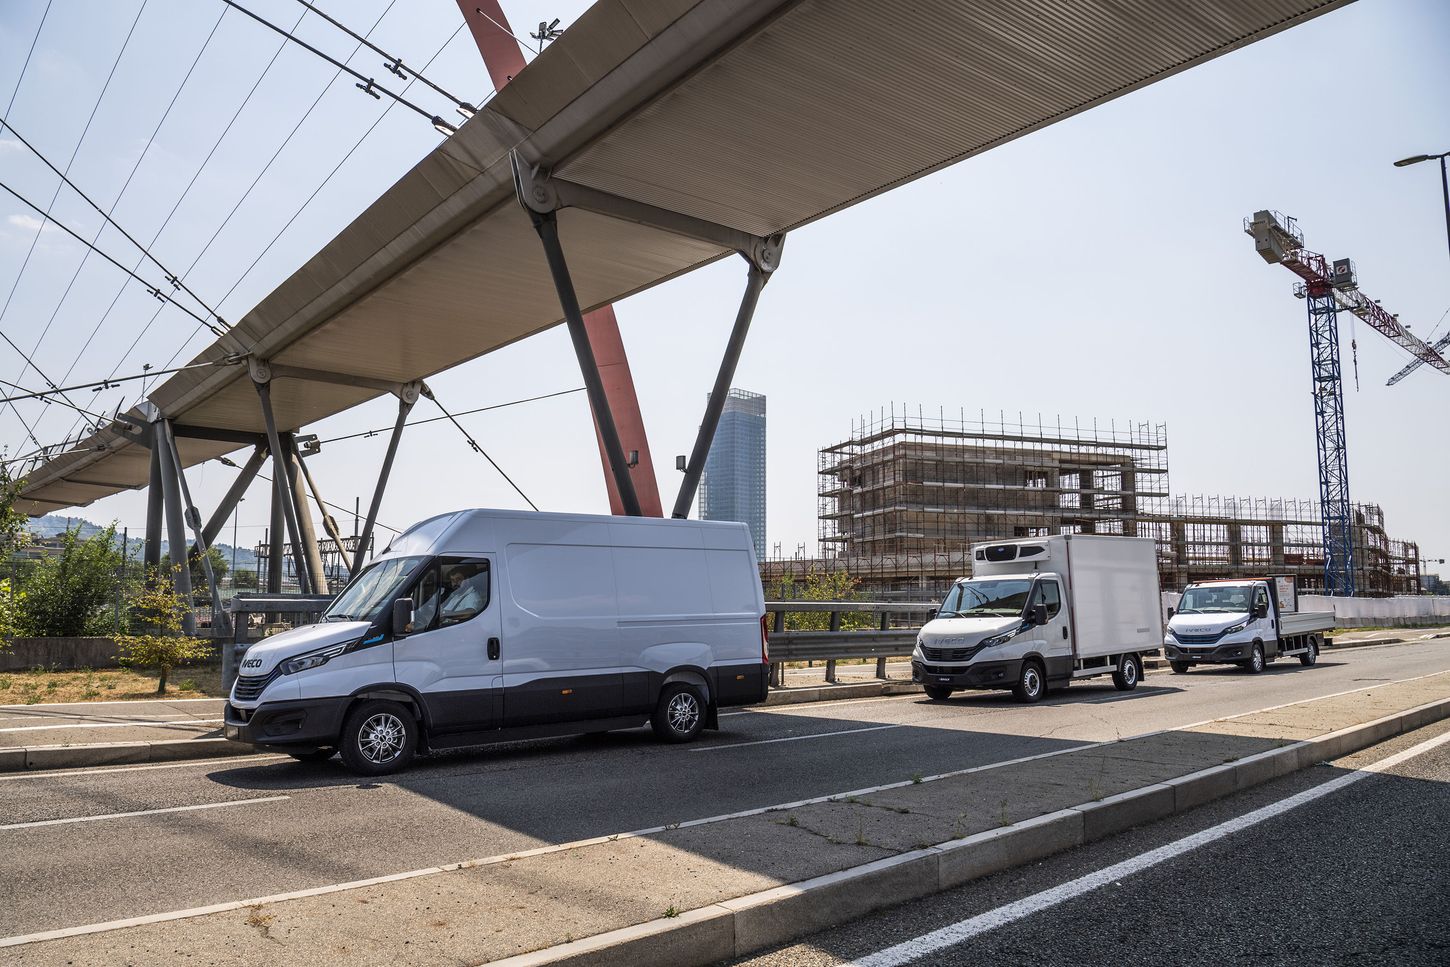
[242,658,263,669]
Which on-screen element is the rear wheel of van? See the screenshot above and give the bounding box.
[339,700,418,775]
[923,685,953,701]
[1300,638,1319,667]
[288,748,336,763]
[1170,661,1190,675]
[652,684,705,743]
[1242,643,1266,675]
[1012,661,1045,703]
[1112,653,1141,691]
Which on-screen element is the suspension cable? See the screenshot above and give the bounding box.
[0,359,237,405]
[318,387,583,444]
[423,388,539,511]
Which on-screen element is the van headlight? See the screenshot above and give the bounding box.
[1223,620,1249,635]
[981,624,1027,649]
[280,642,350,675]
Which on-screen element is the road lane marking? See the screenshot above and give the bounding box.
[0,796,290,831]
[0,698,222,710]
[852,728,1450,967]
[692,724,903,752]
[0,719,223,733]
[0,754,288,781]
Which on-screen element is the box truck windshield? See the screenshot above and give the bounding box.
[938,578,1031,618]
[323,556,425,622]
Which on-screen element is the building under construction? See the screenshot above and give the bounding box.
[763,407,1422,599]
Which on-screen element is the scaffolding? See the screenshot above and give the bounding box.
[778,405,1424,600]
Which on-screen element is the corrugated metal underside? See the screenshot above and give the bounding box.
[18,0,1350,515]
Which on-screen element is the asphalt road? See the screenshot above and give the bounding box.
[2,639,1448,941]
[734,719,1450,967]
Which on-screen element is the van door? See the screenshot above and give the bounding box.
[1030,578,1072,683]
[394,556,501,735]
[1253,583,1278,655]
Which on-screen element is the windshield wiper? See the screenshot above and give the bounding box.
[937,610,966,618]
[324,613,353,621]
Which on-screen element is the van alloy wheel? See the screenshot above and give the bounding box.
[359,713,407,764]
[652,684,706,743]
[1300,639,1319,667]
[1244,643,1265,674]
[339,699,418,775]
[668,692,700,733]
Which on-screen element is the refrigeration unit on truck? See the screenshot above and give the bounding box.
[1163,576,1333,674]
[223,509,770,775]
[912,534,1163,703]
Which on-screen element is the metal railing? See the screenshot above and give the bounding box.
[765,600,935,685]
[223,594,336,689]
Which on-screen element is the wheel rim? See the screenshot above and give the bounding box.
[1253,648,1264,672]
[667,692,700,734]
[1308,643,1317,663]
[1125,659,1138,685]
[358,712,406,764]
[1023,667,1041,696]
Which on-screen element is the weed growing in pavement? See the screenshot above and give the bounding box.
[844,794,860,804]
[911,773,923,784]
[663,906,679,919]
[998,800,1011,827]
[854,821,869,847]
[785,814,799,827]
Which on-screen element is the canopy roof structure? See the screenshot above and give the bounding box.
[17,0,1350,516]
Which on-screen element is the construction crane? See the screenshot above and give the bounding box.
[1245,210,1450,597]
[1386,330,1450,385]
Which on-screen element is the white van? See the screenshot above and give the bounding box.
[223,509,769,774]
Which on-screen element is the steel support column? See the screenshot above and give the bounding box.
[295,448,346,584]
[252,375,313,595]
[353,382,421,576]
[160,420,228,635]
[526,210,644,516]
[1305,281,1355,596]
[285,434,328,595]
[672,263,768,519]
[153,420,194,633]
[144,436,163,571]
[267,491,284,595]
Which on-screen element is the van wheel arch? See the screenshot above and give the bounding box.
[349,686,427,732]
[660,668,711,706]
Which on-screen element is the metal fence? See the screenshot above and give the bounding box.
[222,594,336,689]
[765,600,935,685]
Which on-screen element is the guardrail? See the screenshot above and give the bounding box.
[765,600,935,686]
[223,594,337,689]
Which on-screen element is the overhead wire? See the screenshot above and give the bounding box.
[318,387,584,444]
[422,388,540,511]
[0,359,236,405]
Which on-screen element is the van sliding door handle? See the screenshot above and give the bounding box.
[488,637,500,661]
[1062,626,1069,639]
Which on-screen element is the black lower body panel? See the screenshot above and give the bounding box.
[912,658,1022,690]
[224,697,350,751]
[1164,641,1254,665]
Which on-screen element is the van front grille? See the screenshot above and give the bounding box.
[232,668,280,703]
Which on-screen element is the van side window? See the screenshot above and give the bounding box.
[409,558,491,632]
[1032,580,1062,619]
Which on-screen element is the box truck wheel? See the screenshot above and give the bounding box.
[923,685,954,701]
[1242,642,1266,675]
[1299,638,1319,667]
[1012,660,1045,703]
[288,748,337,763]
[1170,660,1190,675]
[1112,653,1141,691]
[652,684,705,743]
[339,700,418,775]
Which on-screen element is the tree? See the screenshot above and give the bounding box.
[160,546,229,601]
[0,579,18,653]
[17,525,126,637]
[232,567,258,591]
[764,566,875,631]
[0,463,28,556]
[116,568,210,694]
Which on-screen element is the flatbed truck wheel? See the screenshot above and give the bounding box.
[1299,638,1319,666]
[923,685,954,701]
[1242,642,1266,674]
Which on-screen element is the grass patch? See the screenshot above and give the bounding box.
[0,665,225,704]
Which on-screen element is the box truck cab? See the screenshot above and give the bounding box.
[224,509,769,774]
[912,535,1162,702]
[1164,577,1333,674]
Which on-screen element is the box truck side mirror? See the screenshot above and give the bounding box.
[1032,603,1048,626]
[392,597,415,635]
[1255,603,1268,619]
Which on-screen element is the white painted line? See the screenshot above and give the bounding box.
[692,724,902,752]
[0,698,221,710]
[0,754,287,782]
[0,796,290,832]
[0,719,222,734]
[0,713,207,724]
[853,727,1450,967]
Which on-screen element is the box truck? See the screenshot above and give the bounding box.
[1164,577,1333,674]
[224,509,769,774]
[912,535,1162,702]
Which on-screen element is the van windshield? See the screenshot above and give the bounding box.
[936,579,1032,618]
[323,556,426,622]
[1177,585,1253,615]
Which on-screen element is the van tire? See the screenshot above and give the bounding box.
[339,700,418,775]
[1242,642,1266,675]
[923,685,954,701]
[288,748,336,763]
[652,684,705,743]
[1112,653,1141,691]
[1300,638,1319,667]
[1012,660,1046,703]
[1170,661,1190,675]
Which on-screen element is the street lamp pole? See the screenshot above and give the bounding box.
[231,498,244,591]
[1394,150,1450,268]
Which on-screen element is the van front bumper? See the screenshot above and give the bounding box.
[224,697,350,751]
[912,658,1020,690]
[1163,641,1252,665]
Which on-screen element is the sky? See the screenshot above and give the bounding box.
[0,0,1447,570]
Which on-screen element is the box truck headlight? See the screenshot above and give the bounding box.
[981,625,1026,649]
[280,642,350,675]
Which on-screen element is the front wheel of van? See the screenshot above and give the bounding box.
[652,684,706,744]
[1242,643,1266,675]
[923,685,954,701]
[1170,661,1190,675]
[339,700,418,775]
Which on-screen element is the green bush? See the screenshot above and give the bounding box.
[116,568,210,695]
[16,526,126,638]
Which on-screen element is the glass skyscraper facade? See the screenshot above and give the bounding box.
[699,389,766,559]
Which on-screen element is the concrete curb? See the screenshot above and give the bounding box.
[2,737,255,773]
[1325,630,1450,651]
[763,680,920,705]
[487,693,1450,967]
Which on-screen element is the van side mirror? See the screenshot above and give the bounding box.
[1032,603,1048,626]
[1255,603,1268,620]
[1166,608,1175,619]
[392,597,414,635]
